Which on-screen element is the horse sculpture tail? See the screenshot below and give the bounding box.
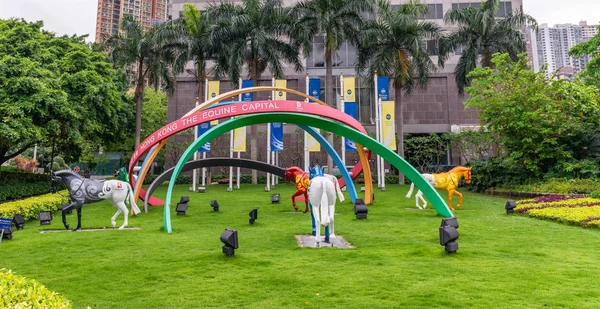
[320,179,331,226]
[406,181,415,199]
[126,183,141,215]
[333,176,345,202]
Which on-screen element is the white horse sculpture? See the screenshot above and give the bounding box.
[308,165,338,246]
[52,170,141,230]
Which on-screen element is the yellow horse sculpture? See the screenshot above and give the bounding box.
[406,166,472,210]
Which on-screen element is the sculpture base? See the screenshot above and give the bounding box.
[295,235,353,249]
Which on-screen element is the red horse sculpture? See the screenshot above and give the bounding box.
[284,166,310,213]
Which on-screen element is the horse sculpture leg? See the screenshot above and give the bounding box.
[311,202,321,246]
[111,208,122,228]
[447,189,455,211]
[291,190,304,212]
[117,201,129,229]
[454,190,464,209]
[61,201,82,230]
[73,207,82,231]
[303,192,309,213]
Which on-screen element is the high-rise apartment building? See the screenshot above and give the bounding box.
[95,0,168,43]
[529,21,597,77]
[167,0,524,166]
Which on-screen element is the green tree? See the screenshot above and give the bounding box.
[569,25,600,86]
[356,0,443,184]
[292,0,371,173]
[438,0,537,93]
[208,0,304,184]
[0,18,129,166]
[465,53,600,175]
[107,16,182,148]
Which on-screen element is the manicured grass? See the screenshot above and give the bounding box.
[2,184,600,308]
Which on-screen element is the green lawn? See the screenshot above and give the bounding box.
[2,184,600,308]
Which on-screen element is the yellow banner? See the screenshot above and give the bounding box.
[208,81,220,126]
[233,127,246,152]
[343,77,356,102]
[307,131,320,152]
[381,101,396,150]
[275,80,287,100]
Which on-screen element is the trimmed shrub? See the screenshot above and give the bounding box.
[0,191,68,221]
[468,158,532,192]
[514,196,600,228]
[0,171,53,201]
[591,190,600,199]
[0,269,73,308]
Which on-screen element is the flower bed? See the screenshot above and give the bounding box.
[0,191,68,221]
[514,195,600,228]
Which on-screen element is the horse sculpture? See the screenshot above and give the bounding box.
[285,166,345,213]
[51,170,141,230]
[405,166,472,210]
[307,165,338,246]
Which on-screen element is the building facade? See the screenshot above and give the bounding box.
[529,21,597,78]
[167,0,524,167]
[95,0,168,43]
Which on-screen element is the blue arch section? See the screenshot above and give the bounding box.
[200,101,358,203]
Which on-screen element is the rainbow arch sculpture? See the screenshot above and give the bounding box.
[163,113,454,233]
[128,87,374,206]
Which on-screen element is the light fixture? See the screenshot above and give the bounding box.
[179,196,190,204]
[220,228,239,257]
[12,214,25,230]
[439,219,459,253]
[264,186,270,192]
[210,200,220,212]
[505,200,517,214]
[39,211,52,225]
[354,198,368,219]
[0,218,12,241]
[440,217,459,229]
[176,203,188,215]
[270,194,280,204]
[249,208,258,224]
[197,186,206,193]
[360,186,365,192]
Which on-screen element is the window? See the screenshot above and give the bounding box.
[426,40,438,56]
[452,2,511,17]
[418,4,443,20]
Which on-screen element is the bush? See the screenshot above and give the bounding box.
[468,158,532,192]
[0,171,53,201]
[591,190,600,199]
[0,191,68,221]
[0,269,73,308]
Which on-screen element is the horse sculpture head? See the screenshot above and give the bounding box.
[309,164,324,179]
[449,166,472,185]
[284,166,304,184]
[464,167,472,185]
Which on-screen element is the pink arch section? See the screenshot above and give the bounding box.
[129,100,371,199]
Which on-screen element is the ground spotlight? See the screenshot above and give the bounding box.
[439,222,459,253]
[210,200,220,212]
[12,214,25,230]
[220,228,239,257]
[198,186,206,193]
[270,194,280,204]
[39,211,52,225]
[505,200,517,214]
[354,198,368,219]
[360,186,365,192]
[440,217,459,229]
[249,208,258,224]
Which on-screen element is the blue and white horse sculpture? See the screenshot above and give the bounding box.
[308,165,342,246]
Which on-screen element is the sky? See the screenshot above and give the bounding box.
[0,0,599,42]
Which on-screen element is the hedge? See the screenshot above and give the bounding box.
[0,171,52,201]
[0,269,73,308]
[0,191,68,221]
[514,195,600,228]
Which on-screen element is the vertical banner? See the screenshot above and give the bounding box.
[382,101,397,150]
[271,122,283,152]
[197,123,211,152]
[343,77,357,152]
[377,76,389,100]
[274,79,287,100]
[241,80,254,102]
[307,78,321,152]
[208,81,220,126]
[234,80,253,152]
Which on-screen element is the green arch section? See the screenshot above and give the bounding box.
[164,113,453,233]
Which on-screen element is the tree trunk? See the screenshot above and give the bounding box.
[134,58,145,148]
[196,61,205,102]
[324,47,334,173]
[481,45,492,68]
[395,83,405,184]
[250,59,258,184]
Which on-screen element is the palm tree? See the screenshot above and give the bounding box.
[356,0,444,184]
[107,16,180,148]
[438,0,537,93]
[291,0,372,173]
[208,0,304,184]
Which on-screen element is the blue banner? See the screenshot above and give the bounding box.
[241,80,254,102]
[377,76,389,101]
[308,78,321,102]
[344,102,357,152]
[270,122,283,152]
[197,122,211,152]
